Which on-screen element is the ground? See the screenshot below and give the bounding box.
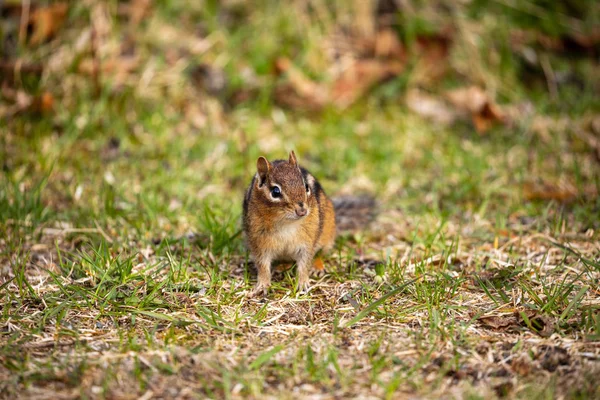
[1,1,599,399]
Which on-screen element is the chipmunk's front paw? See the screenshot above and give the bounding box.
[247,284,269,298]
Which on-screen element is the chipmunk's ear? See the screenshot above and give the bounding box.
[288,150,298,166]
[256,157,270,186]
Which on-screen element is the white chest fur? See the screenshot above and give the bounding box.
[265,220,305,261]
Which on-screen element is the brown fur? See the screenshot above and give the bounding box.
[243,151,336,296]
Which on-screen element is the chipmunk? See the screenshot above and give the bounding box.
[243,151,374,297]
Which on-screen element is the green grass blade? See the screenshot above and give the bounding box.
[560,286,589,321]
[341,276,422,328]
[0,277,15,294]
[549,241,600,272]
[249,345,284,370]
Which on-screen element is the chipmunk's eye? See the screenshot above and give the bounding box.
[305,183,310,194]
[270,186,282,198]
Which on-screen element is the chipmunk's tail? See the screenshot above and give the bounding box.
[332,196,377,231]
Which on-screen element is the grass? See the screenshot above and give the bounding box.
[1,0,600,398]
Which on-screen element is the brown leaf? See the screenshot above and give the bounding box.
[0,89,54,117]
[274,57,328,111]
[472,101,504,133]
[184,103,207,130]
[478,314,519,330]
[516,309,554,337]
[275,27,405,110]
[523,181,577,203]
[29,3,68,46]
[411,32,453,85]
[374,28,405,59]
[405,89,456,124]
[167,292,194,308]
[78,56,139,86]
[31,91,54,114]
[118,0,153,27]
[446,86,488,114]
[331,59,403,109]
[446,86,505,133]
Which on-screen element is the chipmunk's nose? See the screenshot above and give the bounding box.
[295,203,307,217]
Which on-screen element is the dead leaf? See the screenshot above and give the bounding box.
[184,103,207,130]
[516,309,554,337]
[523,181,578,203]
[274,57,328,111]
[275,56,404,111]
[446,86,488,114]
[275,25,407,111]
[118,0,153,27]
[29,3,68,46]
[479,314,518,330]
[31,91,54,114]
[331,59,403,109]
[0,87,54,117]
[167,292,194,308]
[407,86,505,131]
[412,33,453,84]
[374,28,405,59]
[478,309,554,337]
[273,84,320,112]
[78,56,139,86]
[445,86,505,133]
[405,89,456,124]
[472,101,504,133]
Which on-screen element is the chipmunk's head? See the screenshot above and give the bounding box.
[254,151,313,220]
